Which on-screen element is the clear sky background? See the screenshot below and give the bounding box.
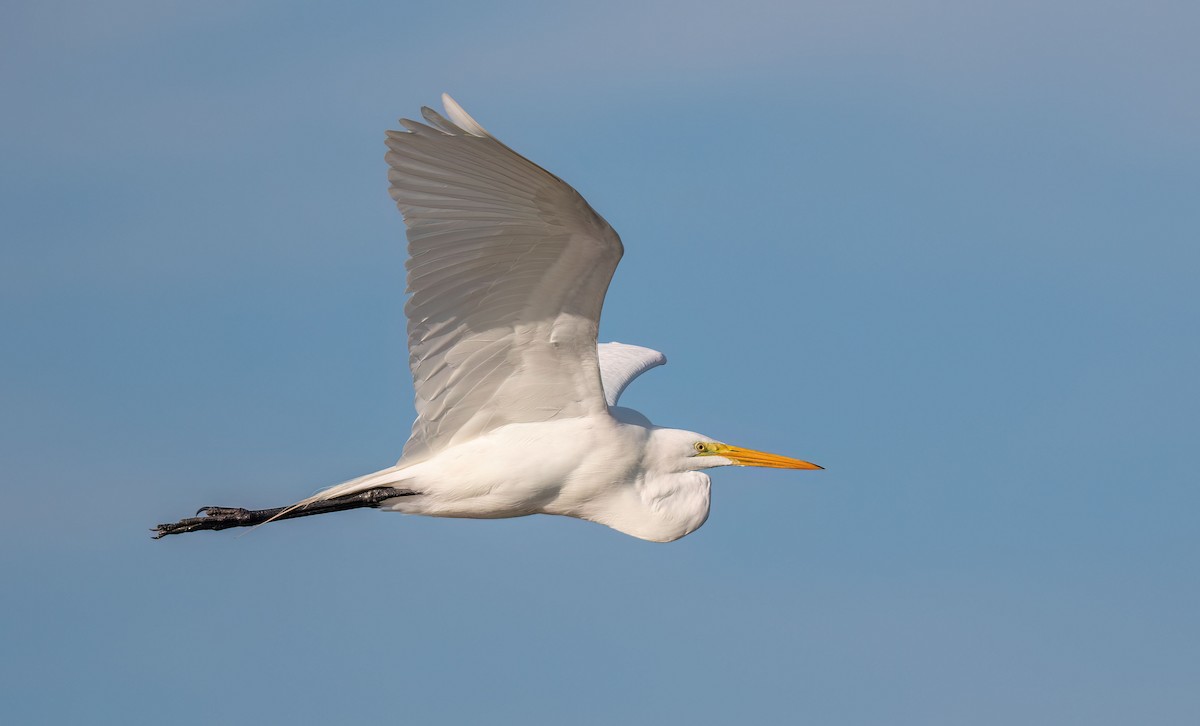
[3,1,1197,723]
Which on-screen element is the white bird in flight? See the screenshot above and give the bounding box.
[155,94,820,543]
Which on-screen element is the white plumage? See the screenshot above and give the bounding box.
[159,95,821,543]
[387,99,620,464]
[597,343,668,408]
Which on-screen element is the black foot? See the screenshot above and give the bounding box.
[152,486,418,538]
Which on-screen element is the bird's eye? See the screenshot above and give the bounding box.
[694,442,706,453]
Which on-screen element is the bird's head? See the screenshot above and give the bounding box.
[608,426,821,542]
[651,427,822,473]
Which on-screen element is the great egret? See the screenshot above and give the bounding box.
[154,94,820,543]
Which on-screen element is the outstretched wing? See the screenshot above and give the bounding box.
[597,342,667,407]
[386,95,624,462]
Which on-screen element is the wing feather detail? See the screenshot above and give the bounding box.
[386,95,624,461]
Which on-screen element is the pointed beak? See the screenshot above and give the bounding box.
[714,444,823,470]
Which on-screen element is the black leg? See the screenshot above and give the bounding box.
[152,486,418,538]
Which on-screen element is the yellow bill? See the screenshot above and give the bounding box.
[703,443,823,469]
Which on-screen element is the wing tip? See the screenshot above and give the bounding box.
[598,342,669,408]
[387,95,490,139]
[601,341,668,367]
[441,93,490,138]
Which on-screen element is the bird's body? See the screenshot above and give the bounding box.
[360,413,710,542]
[154,95,819,543]
[314,349,717,541]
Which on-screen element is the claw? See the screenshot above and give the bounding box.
[195,506,246,517]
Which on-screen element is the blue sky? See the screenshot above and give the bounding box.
[2,1,1198,723]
